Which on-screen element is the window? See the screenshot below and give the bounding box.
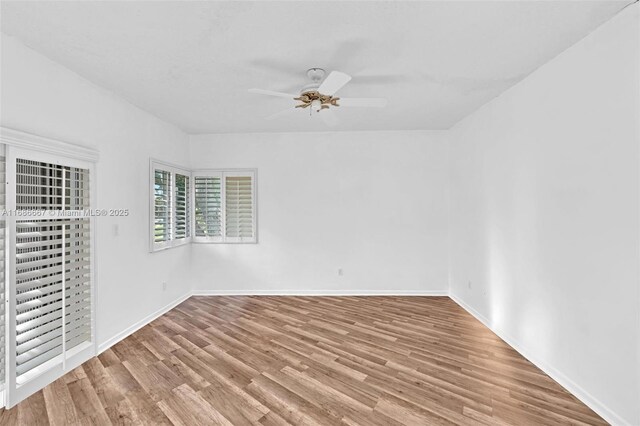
[150,160,192,251]
[193,170,256,243]
[150,163,256,247]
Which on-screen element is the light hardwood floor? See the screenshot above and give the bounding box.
[0,296,607,425]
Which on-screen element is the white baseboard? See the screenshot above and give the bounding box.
[449,293,629,426]
[191,289,449,296]
[97,292,192,354]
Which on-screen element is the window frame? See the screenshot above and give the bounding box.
[149,159,192,252]
[192,168,257,244]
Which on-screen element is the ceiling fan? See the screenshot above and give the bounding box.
[249,68,387,126]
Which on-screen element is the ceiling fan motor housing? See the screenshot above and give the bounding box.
[307,68,325,82]
[300,68,325,94]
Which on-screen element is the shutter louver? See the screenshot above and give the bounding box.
[14,159,92,381]
[154,170,172,243]
[175,174,190,239]
[225,175,254,241]
[194,176,222,238]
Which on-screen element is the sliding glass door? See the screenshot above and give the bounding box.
[5,146,96,406]
[0,147,6,398]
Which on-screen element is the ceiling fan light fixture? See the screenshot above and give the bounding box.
[311,99,322,112]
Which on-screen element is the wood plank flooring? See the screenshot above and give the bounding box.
[0,296,607,425]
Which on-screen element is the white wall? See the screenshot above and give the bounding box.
[0,35,193,350]
[189,131,449,295]
[448,5,639,425]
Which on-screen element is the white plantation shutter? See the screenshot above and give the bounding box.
[14,220,91,377]
[0,149,6,386]
[194,175,222,240]
[154,169,172,244]
[175,174,190,239]
[64,219,92,352]
[150,161,191,251]
[63,167,92,356]
[14,219,66,377]
[224,174,255,242]
[13,159,93,381]
[192,170,256,243]
[6,149,96,407]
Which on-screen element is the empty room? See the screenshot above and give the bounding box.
[0,0,638,425]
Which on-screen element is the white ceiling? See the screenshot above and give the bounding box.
[0,1,630,134]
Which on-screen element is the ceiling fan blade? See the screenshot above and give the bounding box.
[249,88,297,99]
[266,107,298,120]
[338,98,387,108]
[319,109,339,127]
[318,71,352,96]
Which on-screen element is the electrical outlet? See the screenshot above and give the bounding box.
[338,268,344,276]
[113,224,119,237]
[468,280,472,289]
[162,282,167,291]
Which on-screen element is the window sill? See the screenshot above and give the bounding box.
[150,238,259,251]
[191,240,258,245]
[150,238,191,253]
[192,236,258,244]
